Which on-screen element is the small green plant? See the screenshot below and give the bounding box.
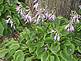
[0,16,81,61]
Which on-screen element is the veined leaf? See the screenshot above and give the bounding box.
[49,55,55,61]
[54,54,60,61]
[0,5,4,12]
[26,57,33,61]
[36,47,43,59]
[0,0,3,4]
[6,49,16,59]
[49,43,60,54]
[9,43,20,50]
[0,48,8,58]
[41,52,49,61]
[13,50,24,61]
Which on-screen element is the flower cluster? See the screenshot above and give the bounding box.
[16,2,33,24]
[5,15,16,32]
[16,1,56,24]
[53,33,60,41]
[42,10,56,21]
[50,30,60,41]
[65,11,80,32]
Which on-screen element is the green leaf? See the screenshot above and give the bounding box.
[49,55,55,61]
[57,16,64,19]
[66,44,75,55]
[54,54,60,61]
[36,47,43,59]
[0,12,1,16]
[29,46,35,53]
[36,26,44,33]
[13,50,24,61]
[0,22,4,36]
[6,49,16,59]
[0,5,4,12]
[49,42,60,54]
[9,44,20,50]
[77,46,81,53]
[60,48,76,61]
[26,57,33,61]
[41,52,49,61]
[0,48,8,58]
[0,0,3,4]
[4,39,19,48]
[13,15,20,26]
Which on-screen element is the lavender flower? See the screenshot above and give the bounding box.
[16,1,56,24]
[65,24,75,32]
[44,12,49,19]
[53,33,60,41]
[48,14,56,21]
[16,2,22,13]
[69,24,75,32]
[33,0,39,11]
[16,4,21,12]
[22,14,32,24]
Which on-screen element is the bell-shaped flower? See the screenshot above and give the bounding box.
[44,12,49,19]
[65,24,75,32]
[69,24,75,32]
[54,33,60,41]
[49,14,56,21]
[57,35,60,41]
[16,5,21,12]
[24,15,32,24]
[54,34,57,41]
[76,18,80,23]
[33,3,39,11]
[16,3,21,12]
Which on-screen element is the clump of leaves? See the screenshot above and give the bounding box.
[0,16,81,61]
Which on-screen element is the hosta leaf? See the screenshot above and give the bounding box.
[13,15,20,26]
[0,0,3,4]
[60,48,76,61]
[35,41,44,48]
[77,46,81,53]
[54,54,60,61]
[6,49,16,59]
[57,16,64,19]
[29,46,35,53]
[4,40,19,48]
[41,52,49,61]
[36,47,43,59]
[13,50,24,61]
[0,22,4,36]
[49,55,55,61]
[0,12,1,16]
[0,48,8,58]
[49,42,60,54]
[36,26,44,33]
[0,5,4,12]
[26,57,33,61]
[59,56,65,61]
[9,44,20,50]
[66,44,75,55]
